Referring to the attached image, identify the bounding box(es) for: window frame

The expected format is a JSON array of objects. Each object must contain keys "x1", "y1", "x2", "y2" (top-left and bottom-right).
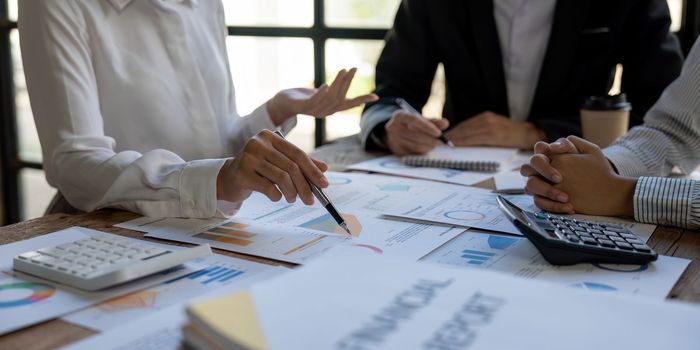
[{"x1": 0, "y1": 0, "x2": 697, "y2": 224}]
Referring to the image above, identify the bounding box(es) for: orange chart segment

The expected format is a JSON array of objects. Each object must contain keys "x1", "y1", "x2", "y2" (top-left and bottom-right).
[
  {"x1": 98, "y1": 290, "x2": 158, "y2": 312},
  {"x1": 298, "y1": 213, "x2": 363, "y2": 237}
]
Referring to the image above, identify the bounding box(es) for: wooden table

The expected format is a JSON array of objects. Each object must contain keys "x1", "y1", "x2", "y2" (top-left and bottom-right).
[{"x1": 2, "y1": 137, "x2": 700, "y2": 349}]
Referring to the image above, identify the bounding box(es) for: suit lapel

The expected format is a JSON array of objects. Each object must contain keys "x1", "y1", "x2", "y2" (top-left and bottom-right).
[
  {"x1": 532, "y1": 0, "x2": 591, "y2": 110},
  {"x1": 465, "y1": 0, "x2": 509, "y2": 116}
]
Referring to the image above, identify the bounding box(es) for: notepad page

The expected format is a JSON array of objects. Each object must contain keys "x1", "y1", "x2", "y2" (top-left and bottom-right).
[{"x1": 411, "y1": 146, "x2": 519, "y2": 163}]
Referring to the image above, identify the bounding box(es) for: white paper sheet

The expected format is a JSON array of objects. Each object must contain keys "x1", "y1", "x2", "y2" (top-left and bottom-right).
[
  {"x1": 63, "y1": 253, "x2": 279, "y2": 331},
  {"x1": 0, "y1": 227, "x2": 203, "y2": 335},
  {"x1": 220, "y1": 246, "x2": 700, "y2": 349},
  {"x1": 385, "y1": 192, "x2": 658, "y2": 241},
  {"x1": 422, "y1": 229, "x2": 688, "y2": 299},
  {"x1": 144, "y1": 172, "x2": 466, "y2": 264},
  {"x1": 493, "y1": 170, "x2": 526, "y2": 193},
  {"x1": 60, "y1": 267, "x2": 290, "y2": 350},
  {"x1": 347, "y1": 155, "x2": 495, "y2": 185}
]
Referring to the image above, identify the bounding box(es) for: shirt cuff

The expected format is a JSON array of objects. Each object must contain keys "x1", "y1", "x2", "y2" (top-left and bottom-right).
[
  {"x1": 247, "y1": 103, "x2": 297, "y2": 136},
  {"x1": 179, "y1": 158, "x2": 227, "y2": 218},
  {"x1": 603, "y1": 144, "x2": 649, "y2": 177},
  {"x1": 633, "y1": 176, "x2": 698, "y2": 228}
]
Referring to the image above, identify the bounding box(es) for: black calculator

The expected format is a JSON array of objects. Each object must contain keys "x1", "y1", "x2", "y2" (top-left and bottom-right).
[{"x1": 496, "y1": 196, "x2": 658, "y2": 265}]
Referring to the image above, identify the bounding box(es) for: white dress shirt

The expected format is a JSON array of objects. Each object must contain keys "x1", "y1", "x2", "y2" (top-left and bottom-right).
[
  {"x1": 494, "y1": 0, "x2": 557, "y2": 122},
  {"x1": 19, "y1": 0, "x2": 294, "y2": 218},
  {"x1": 603, "y1": 37, "x2": 700, "y2": 229}
]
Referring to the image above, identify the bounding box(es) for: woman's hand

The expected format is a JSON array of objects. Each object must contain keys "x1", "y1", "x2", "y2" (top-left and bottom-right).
[
  {"x1": 217, "y1": 130, "x2": 329, "y2": 205},
  {"x1": 266, "y1": 68, "x2": 378, "y2": 125}
]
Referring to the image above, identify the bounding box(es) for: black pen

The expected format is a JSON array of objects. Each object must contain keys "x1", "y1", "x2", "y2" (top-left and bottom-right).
[
  {"x1": 395, "y1": 98, "x2": 455, "y2": 147},
  {"x1": 272, "y1": 130, "x2": 351, "y2": 235}
]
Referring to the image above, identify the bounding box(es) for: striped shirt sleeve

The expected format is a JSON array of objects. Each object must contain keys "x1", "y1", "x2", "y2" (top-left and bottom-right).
[
  {"x1": 634, "y1": 177, "x2": 700, "y2": 229},
  {"x1": 599, "y1": 37, "x2": 700, "y2": 229}
]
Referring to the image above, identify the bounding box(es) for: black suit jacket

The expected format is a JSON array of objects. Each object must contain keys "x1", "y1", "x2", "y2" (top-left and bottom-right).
[{"x1": 360, "y1": 0, "x2": 684, "y2": 149}]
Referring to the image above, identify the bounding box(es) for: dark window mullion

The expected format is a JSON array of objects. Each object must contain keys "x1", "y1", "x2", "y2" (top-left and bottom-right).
[{"x1": 0, "y1": 1, "x2": 20, "y2": 224}]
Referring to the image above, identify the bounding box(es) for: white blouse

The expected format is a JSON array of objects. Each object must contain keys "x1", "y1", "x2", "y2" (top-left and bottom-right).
[{"x1": 19, "y1": 0, "x2": 294, "y2": 218}]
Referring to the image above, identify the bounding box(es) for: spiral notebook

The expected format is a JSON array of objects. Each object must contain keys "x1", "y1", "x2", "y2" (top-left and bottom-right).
[{"x1": 400, "y1": 146, "x2": 518, "y2": 172}]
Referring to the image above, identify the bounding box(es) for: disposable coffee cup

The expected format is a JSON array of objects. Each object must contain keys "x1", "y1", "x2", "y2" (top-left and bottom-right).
[{"x1": 580, "y1": 94, "x2": 631, "y2": 148}]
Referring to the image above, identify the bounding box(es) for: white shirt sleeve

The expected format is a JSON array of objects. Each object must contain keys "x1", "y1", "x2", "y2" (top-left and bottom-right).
[{"x1": 19, "y1": 1, "x2": 225, "y2": 218}]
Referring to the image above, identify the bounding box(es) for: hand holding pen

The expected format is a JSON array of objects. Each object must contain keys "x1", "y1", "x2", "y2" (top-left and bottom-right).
[{"x1": 382, "y1": 98, "x2": 453, "y2": 155}]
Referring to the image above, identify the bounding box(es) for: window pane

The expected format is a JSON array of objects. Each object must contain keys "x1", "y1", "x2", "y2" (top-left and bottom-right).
[
  {"x1": 21, "y1": 169, "x2": 56, "y2": 220},
  {"x1": 9, "y1": 0, "x2": 17, "y2": 21},
  {"x1": 667, "y1": 0, "x2": 683, "y2": 32},
  {"x1": 226, "y1": 37, "x2": 315, "y2": 152},
  {"x1": 324, "y1": 39, "x2": 384, "y2": 141},
  {"x1": 325, "y1": 0, "x2": 401, "y2": 28},
  {"x1": 223, "y1": 0, "x2": 313, "y2": 27},
  {"x1": 11, "y1": 30, "x2": 42, "y2": 163}
]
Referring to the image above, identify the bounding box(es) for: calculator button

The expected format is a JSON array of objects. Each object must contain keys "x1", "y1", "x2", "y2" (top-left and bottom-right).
[
  {"x1": 626, "y1": 238, "x2": 644, "y2": 245},
  {"x1": 560, "y1": 229, "x2": 573, "y2": 235},
  {"x1": 598, "y1": 239, "x2": 616, "y2": 248},
  {"x1": 588, "y1": 229, "x2": 603, "y2": 235},
  {"x1": 620, "y1": 233, "x2": 637, "y2": 239},
  {"x1": 603, "y1": 223, "x2": 624, "y2": 230},
  {"x1": 609, "y1": 236, "x2": 625, "y2": 242},
  {"x1": 632, "y1": 244, "x2": 651, "y2": 252},
  {"x1": 575, "y1": 230, "x2": 592, "y2": 237},
  {"x1": 615, "y1": 242, "x2": 634, "y2": 250},
  {"x1": 581, "y1": 237, "x2": 598, "y2": 245},
  {"x1": 535, "y1": 212, "x2": 547, "y2": 220},
  {"x1": 603, "y1": 230, "x2": 619, "y2": 237},
  {"x1": 566, "y1": 235, "x2": 580, "y2": 242},
  {"x1": 592, "y1": 233, "x2": 607, "y2": 240}
]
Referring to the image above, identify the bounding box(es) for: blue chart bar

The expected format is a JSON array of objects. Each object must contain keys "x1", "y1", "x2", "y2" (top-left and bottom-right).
[
  {"x1": 461, "y1": 250, "x2": 495, "y2": 266},
  {"x1": 201, "y1": 267, "x2": 245, "y2": 284},
  {"x1": 165, "y1": 266, "x2": 246, "y2": 285}
]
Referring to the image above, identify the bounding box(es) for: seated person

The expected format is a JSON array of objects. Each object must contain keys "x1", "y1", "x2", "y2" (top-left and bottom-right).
[
  {"x1": 19, "y1": 1, "x2": 377, "y2": 218},
  {"x1": 521, "y1": 37, "x2": 700, "y2": 229},
  {"x1": 361, "y1": 0, "x2": 683, "y2": 155}
]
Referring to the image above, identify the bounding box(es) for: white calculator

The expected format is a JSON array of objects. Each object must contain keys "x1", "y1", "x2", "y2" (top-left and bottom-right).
[{"x1": 13, "y1": 235, "x2": 211, "y2": 291}]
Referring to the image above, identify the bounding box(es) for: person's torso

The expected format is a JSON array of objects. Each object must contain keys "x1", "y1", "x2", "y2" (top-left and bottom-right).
[{"x1": 78, "y1": 0, "x2": 234, "y2": 160}]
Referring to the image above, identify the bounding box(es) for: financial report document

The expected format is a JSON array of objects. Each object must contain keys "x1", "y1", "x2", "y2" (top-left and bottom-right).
[
  {"x1": 189, "y1": 246, "x2": 700, "y2": 350},
  {"x1": 140, "y1": 172, "x2": 467, "y2": 263}
]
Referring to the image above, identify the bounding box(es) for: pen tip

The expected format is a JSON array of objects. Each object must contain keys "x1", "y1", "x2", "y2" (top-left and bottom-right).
[{"x1": 340, "y1": 223, "x2": 352, "y2": 235}]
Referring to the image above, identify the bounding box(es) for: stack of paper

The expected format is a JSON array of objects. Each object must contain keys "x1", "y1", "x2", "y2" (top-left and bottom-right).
[{"x1": 181, "y1": 246, "x2": 700, "y2": 350}]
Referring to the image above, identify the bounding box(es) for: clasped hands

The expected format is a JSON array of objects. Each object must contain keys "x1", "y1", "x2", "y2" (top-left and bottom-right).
[
  {"x1": 218, "y1": 68, "x2": 378, "y2": 205},
  {"x1": 385, "y1": 111, "x2": 545, "y2": 155},
  {"x1": 520, "y1": 136, "x2": 637, "y2": 217}
]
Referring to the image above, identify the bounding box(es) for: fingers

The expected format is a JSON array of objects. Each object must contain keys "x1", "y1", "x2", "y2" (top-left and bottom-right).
[
  {"x1": 526, "y1": 153, "x2": 562, "y2": 183},
  {"x1": 256, "y1": 159, "x2": 299, "y2": 203},
  {"x1": 430, "y1": 118, "x2": 449, "y2": 131},
  {"x1": 566, "y1": 136, "x2": 602, "y2": 155},
  {"x1": 262, "y1": 146, "x2": 315, "y2": 205},
  {"x1": 533, "y1": 195, "x2": 575, "y2": 214},
  {"x1": 548, "y1": 138, "x2": 579, "y2": 154},
  {"x1": 269, "y1": 133, "x2": 329, "y2": 189},
  {"x1": 339, "y1": 93, "x2": 379, "y2": 110},
  {"x1": 312, "y1": 158, "x2": 329, "y2": 172},
  {"x1": 396, "y1": 111, "x2": 443, "y2": 138},
  {"x1": 524, "y1": 176, "x2": 569, "y2": 202}
]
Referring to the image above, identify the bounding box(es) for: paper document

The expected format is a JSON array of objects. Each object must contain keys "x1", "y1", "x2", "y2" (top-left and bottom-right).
[
  {"x1": 0, "y1": 227, "x2": 202, "y2": 335},
  {"x1": 493, "y1": 170, "x2": 526, "y2": 193},
  {"x1": 145, "y1": 172, "x2": 466, "y2": 263},
  {"x1": 182, "y1": 246, "x2": 700, "y2": 350},
  {"x1": 423, "y1": 229, "x2": 688, "y2": 299},
  {"x1": 60, "y1": 267, "x2": 289, "y2": 350},
  {"x1": 63, "y1": 253, "x2": 280, "y2": 331},
  {"x1": 348, "y1": 155, "x2": 495, "y2": 185},
  {"x1": 385, "y1": 192, "x2": 657, "y2": 241}
]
